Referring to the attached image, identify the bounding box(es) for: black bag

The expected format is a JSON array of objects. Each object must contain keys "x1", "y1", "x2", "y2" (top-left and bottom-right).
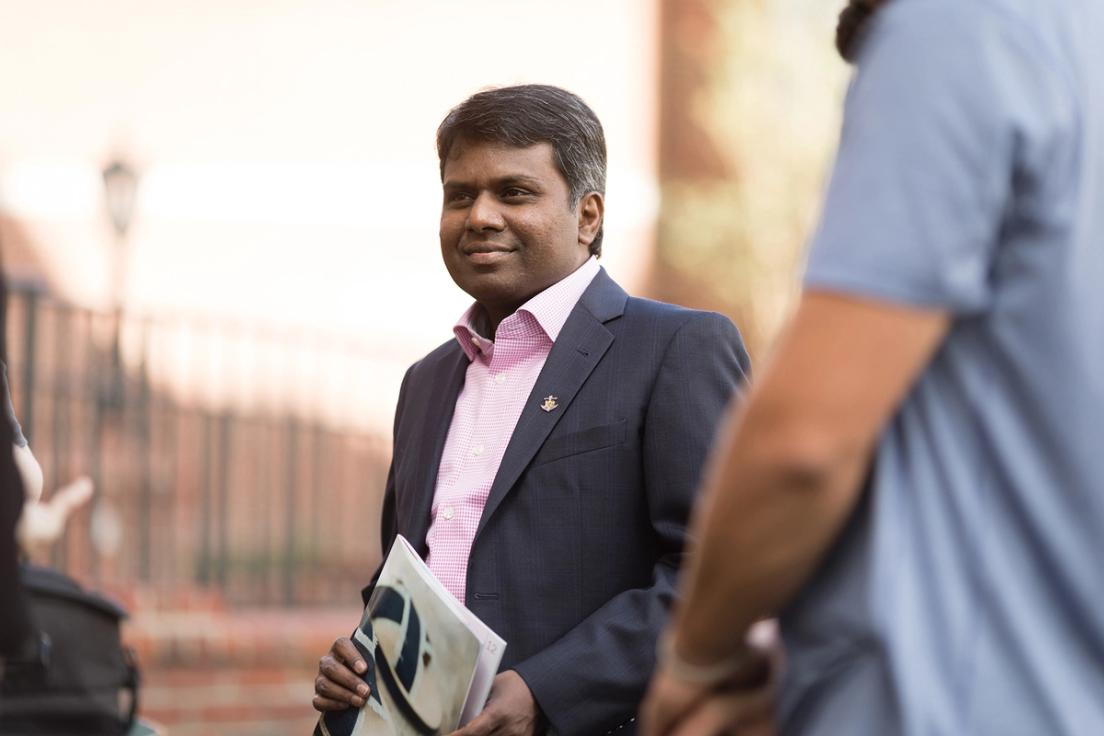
[{"x1": 0, "y1": 564, "x2": 139, "y2": 735}]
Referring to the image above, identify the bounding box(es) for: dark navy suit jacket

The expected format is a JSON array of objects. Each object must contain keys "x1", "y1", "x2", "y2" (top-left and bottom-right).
[{"x1": 364, "y1": 269, "x2": 750, "y2": 735}]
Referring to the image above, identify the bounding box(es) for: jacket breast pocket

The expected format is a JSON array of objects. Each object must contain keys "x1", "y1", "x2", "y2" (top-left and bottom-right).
[{"x1": 531, "y1": 419, "x2": 627, "y2": 468}]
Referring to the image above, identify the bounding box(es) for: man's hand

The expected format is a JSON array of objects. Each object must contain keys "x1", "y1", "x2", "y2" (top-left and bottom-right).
[
  {"x1": 16, "y1": 476, "x2": 93, "y2": 556},
  {"x1": 312, "y1": 636, "x2": 372, "y2": 712},
  {"x1": 449, "y1": 670, "x2": 542, "y2": 736},
  {"x1": 640, "y1": 621, "x2": 780, "y2": 736},
  {"x1": 640, "y1": 668, "x2": 775, "y2": 736}
]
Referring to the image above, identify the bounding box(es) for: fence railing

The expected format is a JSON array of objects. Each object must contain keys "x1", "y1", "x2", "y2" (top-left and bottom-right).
[{"x1": 6, "y1": 281, "x2": 391, "y2": 607}]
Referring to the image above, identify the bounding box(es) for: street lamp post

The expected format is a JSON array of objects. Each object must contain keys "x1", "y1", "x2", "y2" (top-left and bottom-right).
[
  {"x1": 101, "y1": 159, "x2": 139, "y2": 408},
  {"x1": 90, "y1": 159, "x2": 140, "y2": 577}
]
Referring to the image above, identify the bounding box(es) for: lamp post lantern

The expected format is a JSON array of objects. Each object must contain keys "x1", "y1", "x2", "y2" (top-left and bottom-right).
[{"x1": 102, "y1": 159, "x2": 139, "y2": 239}]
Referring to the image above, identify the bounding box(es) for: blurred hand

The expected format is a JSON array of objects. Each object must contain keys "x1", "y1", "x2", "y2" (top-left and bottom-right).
[
  {"x1": 16, "y1": 475, "x2": 94, "y2": 555},
  {"x1": 640, "y1": 621, "x2": 781, "y2": 736},
  {"x1": 313, "y1": 636, "x2": 371, "y2": 712},
  {"x1": 641, "y1": 669, "x2": 775, "y2": 736},
  {"x1": 449, "y1": 670, "x2": 541, "y2": 736}
]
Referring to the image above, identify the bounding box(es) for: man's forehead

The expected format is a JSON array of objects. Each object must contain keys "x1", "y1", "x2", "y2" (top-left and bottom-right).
[{"x1": 443, "y1": 138, "x2": 557, "y2": 174}]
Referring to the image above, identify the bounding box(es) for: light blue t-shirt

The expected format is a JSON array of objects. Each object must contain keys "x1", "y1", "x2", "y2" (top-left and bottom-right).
[{"x1": 784, "y1": 1, "x2": 1104, "y2": 734}]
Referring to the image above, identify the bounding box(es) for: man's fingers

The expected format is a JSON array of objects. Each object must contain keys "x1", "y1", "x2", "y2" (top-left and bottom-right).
[
  {"x1": 642, "y1": 700, "x2": 689, "y2": 736},
  {"x1": 316, "y1": 657, "x2": 369, "y2": 701},
  {"x1": 448, "y1": 708, "x2": 497, "y2": 736},
  {"x1": 668, "y1": 687, "x2": 775, "y2": 736},
  {"x1": 639, "y1": 673, "x2": 709, "y2": 736},
  {"x1": 16, "y1": 476, "x2": 96, "y2": 551},
  {"x1": 312, "y1": 637, "x2": 373, "y2": 716},
  {"x1": 314, "y1": 671, "x2": 366, "y2": 707},
  {"x1": 317, "y1": 640, "x2": 371, "y2": 701},
  {"x1": 46, "y1": 477, "x2": 94, "y2": 518},
  {"x1": 333, "y1": 636, "x2": 369, "y2": 674},
  {"x1": 313, "y1": 697, "x2": 351, "y2": 715}
]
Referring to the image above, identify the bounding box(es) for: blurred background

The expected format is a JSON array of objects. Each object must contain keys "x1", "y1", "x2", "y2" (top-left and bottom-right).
[{"x1": 0, "y1": 1, "x2": 846, "y2": 733}]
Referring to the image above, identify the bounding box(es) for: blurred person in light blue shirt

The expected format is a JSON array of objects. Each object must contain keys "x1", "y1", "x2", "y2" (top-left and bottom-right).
[{"x1": 643, "y1": 0, "x2": 1104, "y2": 734}]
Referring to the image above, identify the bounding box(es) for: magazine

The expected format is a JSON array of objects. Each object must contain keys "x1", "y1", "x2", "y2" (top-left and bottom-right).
[{"x1": 314, "y1": 535, "x2": 507, "y2": 736}]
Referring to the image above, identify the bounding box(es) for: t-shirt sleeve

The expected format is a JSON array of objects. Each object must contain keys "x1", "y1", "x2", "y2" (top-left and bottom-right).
[{"x1": 804, "y1": 1, "x2": 1058, "y2": 313}]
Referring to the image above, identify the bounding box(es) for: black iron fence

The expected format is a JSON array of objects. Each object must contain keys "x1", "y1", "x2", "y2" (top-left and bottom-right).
[{"x1": 5, "y1": 281, "x2": 391, "y2": 607}]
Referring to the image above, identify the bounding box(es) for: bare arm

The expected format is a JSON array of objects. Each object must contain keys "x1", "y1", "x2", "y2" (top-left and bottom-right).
[
  {"x1": 675, "y1": 291, "x2": 947, "y2": 658},
  {"x1": 643, "y1": 291, "x2": 948, "y2": 735}
]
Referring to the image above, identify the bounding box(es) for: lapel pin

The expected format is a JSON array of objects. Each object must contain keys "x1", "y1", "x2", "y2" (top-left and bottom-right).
[{"x1": 540, "y1": 395, "x2": 559, "y2": 413}]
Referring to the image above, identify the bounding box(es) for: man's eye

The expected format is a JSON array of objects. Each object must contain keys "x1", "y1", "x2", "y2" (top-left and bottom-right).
[
  {"x1": 502, "y1": 188, "x2": 531, "y2": 199},
  {"x1": 446, "y1": 191, "x2": 473, "y2": 204}
]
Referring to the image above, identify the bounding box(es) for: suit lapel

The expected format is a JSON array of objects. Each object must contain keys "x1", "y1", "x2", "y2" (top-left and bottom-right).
[
  {"x1": 474, "y1": 269, "x2": 628, "y2": 539},
  {"x1": 403, "y1": 346, "x2": 468, "y2": 556}
]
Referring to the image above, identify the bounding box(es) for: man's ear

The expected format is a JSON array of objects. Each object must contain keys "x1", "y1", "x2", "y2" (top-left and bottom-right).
[{"x1": 577, "y1": 192, "x2": 604, "y2": 247}]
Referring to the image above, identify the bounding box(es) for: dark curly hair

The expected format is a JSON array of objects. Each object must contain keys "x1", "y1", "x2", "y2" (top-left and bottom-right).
[{"x1": 837, "y1": 0, "x2": 887, "y2": 62}]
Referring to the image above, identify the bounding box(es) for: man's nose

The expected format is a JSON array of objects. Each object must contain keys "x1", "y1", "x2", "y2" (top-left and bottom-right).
[{"x1": 467, "y1": 192, "x2": 505, "y2": 232}]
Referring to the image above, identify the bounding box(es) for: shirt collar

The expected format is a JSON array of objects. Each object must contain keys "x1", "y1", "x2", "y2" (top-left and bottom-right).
[{"x1": 452, "y1": 257, "x2": 601, "y2": 361}]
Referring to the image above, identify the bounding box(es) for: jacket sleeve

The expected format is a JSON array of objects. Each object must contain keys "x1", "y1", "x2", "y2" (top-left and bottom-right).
[
  {"x1": 512, "y1": 312, "x2": 751, "y2": 735},
  {"x1": 361, "y1": 363, "x2": 415, "y2": 607}
]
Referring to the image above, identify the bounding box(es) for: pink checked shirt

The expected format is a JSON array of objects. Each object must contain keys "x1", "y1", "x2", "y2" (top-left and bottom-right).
[{"x1": 425, "y1": 257, "x2": 601, "y2": 602}]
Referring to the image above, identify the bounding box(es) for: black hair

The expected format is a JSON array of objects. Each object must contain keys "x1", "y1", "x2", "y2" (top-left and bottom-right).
[
  {"x1": 436, "y1": 84, "x2": 607, "y2": 257},
  {"x1": 837, "y1": 0, "x2": 886, "y2": 62}
]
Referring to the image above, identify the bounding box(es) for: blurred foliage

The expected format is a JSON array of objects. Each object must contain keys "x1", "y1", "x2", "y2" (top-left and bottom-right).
[{"x1": 657, "y1": 0, "x2": 849, "y2": 353}]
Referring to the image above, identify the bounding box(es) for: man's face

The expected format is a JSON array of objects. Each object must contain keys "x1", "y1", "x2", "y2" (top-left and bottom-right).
[{"x1": 439, "y1": 139, "x2": 599, "y2": 327}]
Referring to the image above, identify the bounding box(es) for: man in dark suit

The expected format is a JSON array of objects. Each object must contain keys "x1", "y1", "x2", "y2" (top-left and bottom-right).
[{"x1": 313, "y1": 84, "x2": 750, "y2": 735}]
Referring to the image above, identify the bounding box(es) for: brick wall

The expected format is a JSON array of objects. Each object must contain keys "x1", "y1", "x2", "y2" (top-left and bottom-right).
[{"x1": 126, "y1": 602, "x2": 362, "y2": 735}]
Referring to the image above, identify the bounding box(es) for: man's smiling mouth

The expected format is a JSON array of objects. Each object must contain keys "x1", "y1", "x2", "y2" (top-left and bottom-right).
[{"x1": 461, "y1": 242, "x2": 516, "y2": 256}]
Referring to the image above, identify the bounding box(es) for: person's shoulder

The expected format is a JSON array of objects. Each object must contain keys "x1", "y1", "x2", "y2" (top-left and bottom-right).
[
  {"x1": 869, "y1": 0, "x2": 1079, "y2": 125},
  {"x1": 624, "y1": 295, "x2": 733, "y2": 327},
  {"x1": 876, "y1": 0, "x2": 1012, "y2": 24},
  {"x1": 873, "y1": 0, "x2": 1062, "y2": 50},
  {"x1": 621, "y1": 297, "x2": 752, "y2": 379},
  {"x1": 623, "y1": 296, "x2": 744, "y2": 345}
]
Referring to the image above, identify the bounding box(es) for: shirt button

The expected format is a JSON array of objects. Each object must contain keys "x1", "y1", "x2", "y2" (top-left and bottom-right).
[
  {"x1": 495, "y1": 373, "x2": 506, "y2": 384},
  {"x1": 442, "y1": 506, "x2": 455, "y2": 521},
  {"x1": 472, "y1": 445, "x2": 485, "y2": 457}
]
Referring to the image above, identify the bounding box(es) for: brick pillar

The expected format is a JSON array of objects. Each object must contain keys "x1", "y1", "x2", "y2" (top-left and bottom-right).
[{"x1": 650, "y1": 0, "x2": 848, "y2": 357}]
